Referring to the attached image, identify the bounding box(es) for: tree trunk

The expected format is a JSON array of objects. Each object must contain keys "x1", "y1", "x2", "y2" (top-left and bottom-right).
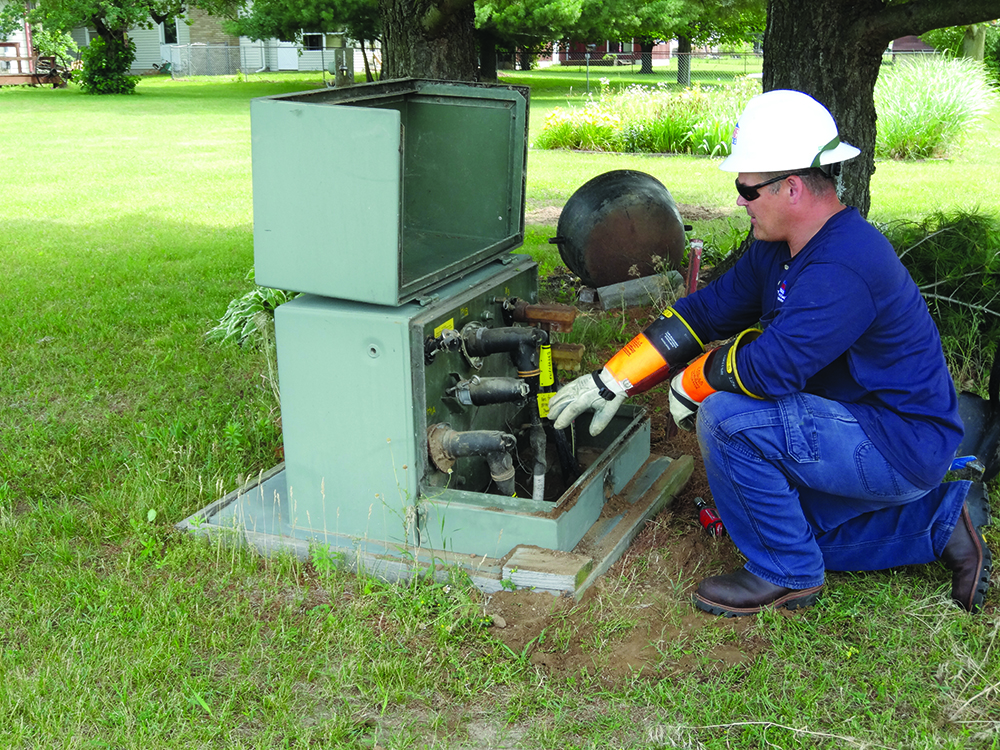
[
  {"x1": 381, "y1": 0, "x2": 478, "y2": 80},
  {"x1": 764, "y1": 0, "x2": 1000, "y2": 217},
  {"x1": 763, "y1": 0, "x2": 884, "y2": 216},
  {"x1": 638, "y1": 38, "x2": 655, "y2": 74},
  {"x1": 518, "y1": 47, "x2": 533, "y2": 70},
  {"x1": 961, "y1": 24, "x2": 986, "y2": 60},
  {"x1": 361, "y1": 39, "x2": 376, "y2": 82},
  {"x1": 676, "y1": 35, "x2": 691, "y2": 87},
  {"x1": 477, "y1": 30, "x2": 498, "y2": 82}
]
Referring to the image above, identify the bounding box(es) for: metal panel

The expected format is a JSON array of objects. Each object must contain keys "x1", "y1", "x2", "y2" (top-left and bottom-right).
[
  {"x1": 275, "y1": 294, "x2": 420, "y2": 545},
  {"x1": 275, "y1": 258, "x2": 536, "y2": 545},
  {"x1": 252, "y1": 98, "x2": 402, "y2": 305},
  {"x1": 251, "y1": 79, "x2": 528, "y2": 306}
]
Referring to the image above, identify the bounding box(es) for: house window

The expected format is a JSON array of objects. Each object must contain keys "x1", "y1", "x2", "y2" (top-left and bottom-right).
[
  {"x1": 303, "y1": 33, "x2": 323, "y2": 51},
  {"x1": 162, "y1": 21, "x2": 178, "y2": 45}
]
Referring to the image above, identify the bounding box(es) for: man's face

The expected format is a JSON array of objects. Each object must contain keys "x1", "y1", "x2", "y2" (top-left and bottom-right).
[{"x1": 736, "y1": 172, "x2": 787, "y2": 243}]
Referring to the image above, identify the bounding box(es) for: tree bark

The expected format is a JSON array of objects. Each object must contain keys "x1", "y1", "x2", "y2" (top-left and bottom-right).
[
  {"x1": 764, "y1": 0, "x2": 1000, "y2": 217},
  {"x1": 676, "y1": 35, "x2": 691, "y2": 86},
  {"x1": 962, "y1": 24, "x2": 986, "y2": 60},
  {"x1": 638, "y1": 37, "x2": 655, "y2": 74},
  {"x1": 381, "y1": 0, "x2": 478, "y2": 80},
  {"x1": 477, "y1": 30, "x2": 498, "y2": 82}
]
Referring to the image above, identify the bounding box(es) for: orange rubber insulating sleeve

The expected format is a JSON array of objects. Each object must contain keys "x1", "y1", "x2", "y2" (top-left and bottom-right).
[
  {"x1": 604, "y1": 331, "x2": 670, "y2": 396},
  {"x1": 679, "y1": 351, "x2": 717, "y2": 403}
]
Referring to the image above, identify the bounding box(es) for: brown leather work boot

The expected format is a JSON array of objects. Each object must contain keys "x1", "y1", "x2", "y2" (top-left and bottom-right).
[
  {"x1": 941, "y1": 503, "x2": 992, "y2": 613},
  {"x1": 694, "y1": 568, "x2": 823, "y2": 617}
]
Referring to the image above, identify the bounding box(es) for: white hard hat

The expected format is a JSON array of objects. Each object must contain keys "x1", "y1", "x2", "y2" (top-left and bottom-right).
[{"x1": 718, "y1": 90, "x2": 860, "y2": 173}]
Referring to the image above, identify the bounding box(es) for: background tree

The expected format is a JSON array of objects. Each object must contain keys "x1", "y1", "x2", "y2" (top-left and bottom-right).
[
  {"x1": 200, "y1": 0, "x2": 384, "y2": 80},
  {"x1": 763, "y1": 0, "x2": 999, "y2": 217},
  {"x1": 923, "y1": 21, "x2": 1000, "y2": 84},
  {"x1": 572, "y1": 0, "x2": 691, "y2": 75},
  {"x1": 27, "y1": 0, "x2": 185, "y2": 92},
  {"x1": 206, "y1": 0, "x2": 476, "y2": 80},
  {"x1": 568, "y1": 0, "x2": 763, "y2": 82},
  {"x1": 0, "y1": 2, "x2": 25, "y2": 39},
  {"x1": 475, "y1": 0, "x2": 581, "y2": 80}
]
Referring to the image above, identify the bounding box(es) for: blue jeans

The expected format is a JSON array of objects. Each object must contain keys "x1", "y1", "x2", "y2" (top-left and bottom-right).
[{"x1": 697, "y1": 392, "x2": 969, "y2": 589}]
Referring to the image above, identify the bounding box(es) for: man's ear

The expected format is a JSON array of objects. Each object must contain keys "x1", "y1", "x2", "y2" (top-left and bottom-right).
[{"x1": 784, "y1": 174, "x2": 806, "y2": 204}]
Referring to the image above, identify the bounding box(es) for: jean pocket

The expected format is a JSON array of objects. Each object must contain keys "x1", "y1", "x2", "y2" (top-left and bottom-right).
[
  {"x1": 854, "y1": 440, "x2": 903, "y2": 497},
  {"x1": 777, "y1": 393, "x2": 819, "y2": 463}
]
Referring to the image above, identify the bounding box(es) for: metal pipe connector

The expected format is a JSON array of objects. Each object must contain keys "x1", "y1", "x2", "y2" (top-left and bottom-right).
[
  {"x1": 427, "y1": 423, "x2": 518, "y2": 496},
  {"x1": 448, "y1": 376, "x2": 531, "y2": 406}
]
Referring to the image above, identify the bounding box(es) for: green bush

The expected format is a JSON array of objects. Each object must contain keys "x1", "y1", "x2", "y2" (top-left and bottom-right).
[
  {"x1": 78, "y1": 36, "x2": 140, "y2": 95},
  {"x1": 874, "y1": 56, "x2": 997, "y2": 160},
  {"x1": 883, "y1": 210, "x2": 1000, "y2": 389},
  {"x1": 921, "y1": 23, "x2": 1000, "y2": 84}
]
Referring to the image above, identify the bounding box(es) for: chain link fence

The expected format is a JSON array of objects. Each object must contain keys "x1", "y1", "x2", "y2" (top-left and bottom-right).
[
  {"x1": 554, "y1": 50, "x2": 763, "y2": 83},
  {"x1": 167, "y1": 42, "x2": 365, "y2": 79},
  {"x1": 167, "y1": 44, "x2": 241, "y2": 77},
  {"x1": 546, "y1": 49, "x2": 940, "y2": 85}
]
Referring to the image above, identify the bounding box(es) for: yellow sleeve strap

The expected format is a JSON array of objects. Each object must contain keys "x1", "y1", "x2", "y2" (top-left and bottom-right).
[{"x1": 680, "y1": 328, "x2": 762, "y2": 403}]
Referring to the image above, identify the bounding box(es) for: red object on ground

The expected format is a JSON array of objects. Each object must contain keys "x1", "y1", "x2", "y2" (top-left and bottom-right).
[{"x1": 694, "y1": 496, "x2": 725, "y2": 537}]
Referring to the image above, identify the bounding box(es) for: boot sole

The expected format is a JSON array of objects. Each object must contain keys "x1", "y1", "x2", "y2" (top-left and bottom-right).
[
  {"x1": 962, "y1": 524, "x2": 992, "y2": 614},
  {"x1": 693, "y1": 585, "x2": 823, "y2": 618},
  {"x1": 965, "y1": 481, "x2": 993, "y2": 530}
]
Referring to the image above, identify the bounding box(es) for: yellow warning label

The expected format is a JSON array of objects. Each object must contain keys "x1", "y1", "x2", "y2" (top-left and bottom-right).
[
  {"x1": 539, "y1": 345, "x2": 554, "y2": 387},
  {"x1": 537, "y1": 391, "x2": 554, "y2": 418},
  {"x1": 433, "y1": 318, "x2": 455, "y2": 338}
]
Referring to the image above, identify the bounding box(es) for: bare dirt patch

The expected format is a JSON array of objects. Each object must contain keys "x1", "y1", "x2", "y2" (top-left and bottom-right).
[{"x1": 525, "y1": 203, "x2": 737, "y2": 226}]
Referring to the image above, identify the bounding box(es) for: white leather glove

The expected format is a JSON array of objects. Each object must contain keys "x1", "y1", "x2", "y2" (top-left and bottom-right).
[
  {"x1": 668, "y1": 370, "x2": 699, "y2": 431},
  {"x1": 548, "y1": 368, "x2": 626, "y2": 436}
]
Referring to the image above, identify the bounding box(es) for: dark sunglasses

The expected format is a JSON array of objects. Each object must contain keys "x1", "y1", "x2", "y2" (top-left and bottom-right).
[{"x1": 735, "y1": 170, "x2": 813, "y2": 201}]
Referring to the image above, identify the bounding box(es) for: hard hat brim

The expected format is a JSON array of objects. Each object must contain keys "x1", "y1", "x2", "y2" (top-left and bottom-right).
[{"x1": 718, "y1": 141, "x2": 861, "y2": 173}]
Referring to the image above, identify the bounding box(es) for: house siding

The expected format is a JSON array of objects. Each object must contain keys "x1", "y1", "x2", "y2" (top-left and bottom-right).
[{"x1": 188, "y1": 7, "x2": 238, "y2": 45}]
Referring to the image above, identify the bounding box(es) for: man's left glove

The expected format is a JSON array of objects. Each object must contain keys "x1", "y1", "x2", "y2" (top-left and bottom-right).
[
  {"x1": 669, "y1": 328, "x2": 762, "y2": 430},
  {"x1": 548, "y1": 368, "x2": 626, "y2": 436}
]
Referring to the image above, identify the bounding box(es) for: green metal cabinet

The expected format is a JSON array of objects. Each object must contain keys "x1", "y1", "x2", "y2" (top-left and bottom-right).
[{"x1": 252, "y1": 79, "x2": 529, "y2": 306}]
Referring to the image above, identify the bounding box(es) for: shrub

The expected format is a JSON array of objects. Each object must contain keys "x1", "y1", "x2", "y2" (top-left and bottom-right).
[
  {"x1": 882, "y1": 211, "x2": 1000, "y2": 389},
  {"x1": 78, "y1": 36, "x2": 140, "y2": 95},
  {"x1": 874, "y1": 56, "x2": 997, "y2": 160}
]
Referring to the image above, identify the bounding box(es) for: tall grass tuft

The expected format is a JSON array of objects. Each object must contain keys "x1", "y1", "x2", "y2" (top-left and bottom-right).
[
  {"x1": 875, "y1": 56, "x2": 998, "y2": 160},
  {"x1": 535, "y1": 78, "x2": 760, "y2": 156}
]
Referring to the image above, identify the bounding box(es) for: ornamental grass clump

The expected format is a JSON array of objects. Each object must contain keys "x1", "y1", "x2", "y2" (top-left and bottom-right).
[
  {"x1": 875, "y1": 56, "x2": 997, "y2": 160},
  {"x1": 536, "y1": 77, "x2": 760, "y2": 156}
]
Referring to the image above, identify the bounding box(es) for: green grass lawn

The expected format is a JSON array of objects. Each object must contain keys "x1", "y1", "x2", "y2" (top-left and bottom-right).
[{"x1": 2, "y1": 74, "x2": 998, "y2": 749}]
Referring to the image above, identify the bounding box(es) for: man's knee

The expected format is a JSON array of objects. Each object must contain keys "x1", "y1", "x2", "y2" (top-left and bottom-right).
[{"x1": 697, "y1": 391, "x2": 758, "y2": 432}]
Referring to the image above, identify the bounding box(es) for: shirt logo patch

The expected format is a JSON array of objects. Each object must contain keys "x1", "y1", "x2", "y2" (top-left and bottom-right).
[{"x1": 777, "y1": 280, "x2": 787, "y2": 304}]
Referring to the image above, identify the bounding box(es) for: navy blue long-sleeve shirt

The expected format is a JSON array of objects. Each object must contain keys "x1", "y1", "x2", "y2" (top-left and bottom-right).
[{"x1": 674, "y1": 206, "x2": 963, "y2": 489}]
